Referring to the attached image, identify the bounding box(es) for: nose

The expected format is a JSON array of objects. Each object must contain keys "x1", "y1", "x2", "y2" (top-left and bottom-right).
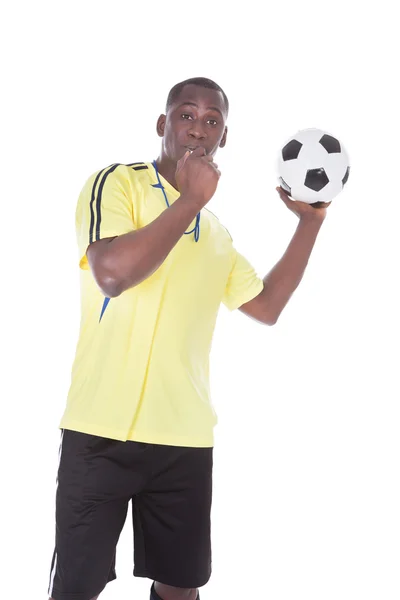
[{"x1": 188, "y1": 121, "x2": 206, "y2": 141}]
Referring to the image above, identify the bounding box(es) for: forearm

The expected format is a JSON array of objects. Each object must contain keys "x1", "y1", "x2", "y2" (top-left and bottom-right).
[
  {"x1": 97, "y1": 195, "x2": 201, "y2": 297},
  {"x1": 262, "y1": 217, "x2": 323, "y2": 322}
]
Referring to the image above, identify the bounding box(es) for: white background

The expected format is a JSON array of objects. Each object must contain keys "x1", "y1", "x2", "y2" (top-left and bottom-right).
[{"x1": 2, "y1": 1, "x2": 399, "y2": 599}]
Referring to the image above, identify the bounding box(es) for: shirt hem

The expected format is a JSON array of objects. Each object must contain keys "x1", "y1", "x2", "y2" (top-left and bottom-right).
[{"x1": 59, "y1": 419, "x2": 215, "y2": 448}]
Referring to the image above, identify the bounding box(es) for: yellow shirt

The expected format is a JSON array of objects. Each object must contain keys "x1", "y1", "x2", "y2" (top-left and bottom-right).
[{"x1": 60, "y1": 162, "x2": 264, "y2": 447}]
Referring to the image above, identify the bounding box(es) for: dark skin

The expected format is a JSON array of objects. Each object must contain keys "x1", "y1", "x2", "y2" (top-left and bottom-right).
[
  {"x1": 76, "y1": 84, "x2": 329, "y2": 600},
  {"x1": 239, "y1": 187, "x2": 329, "y2": 325},
  {"x1": 155, "y1": 83, "x2": 228, "y2": 188}
]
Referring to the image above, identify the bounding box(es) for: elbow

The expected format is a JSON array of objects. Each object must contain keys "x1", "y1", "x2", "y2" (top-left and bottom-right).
[
  {"x1": 95, "y1": 270, "x2": 125, "y2": 299},
  {"x1": 88, "y1": 242, "x2": 130, "y2": 298},
  {"x1": 103, "y1": 282, "x2": 123, "y2": 298},
  {"x1": 264, "y1": 318, "x2": 278, "y2": 326},
  {"x1": 97, "y1": 278, "x2": 122, "y2": 299},
  {"x1": 97, "y1": 268, "x2": 141, "y2": 298},
  {"x1": 263, "y1": 312, "x2": 279, "y2": 326}
]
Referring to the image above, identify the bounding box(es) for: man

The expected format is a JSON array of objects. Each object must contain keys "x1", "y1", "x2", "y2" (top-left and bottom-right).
[{"x1": 48, "y1": 77, "x2": 329, "y2": 600}]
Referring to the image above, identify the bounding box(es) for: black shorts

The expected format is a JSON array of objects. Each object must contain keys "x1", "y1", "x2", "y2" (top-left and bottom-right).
[{"x1": 48, "y1": 430, "x2": 213, "y2": 600}]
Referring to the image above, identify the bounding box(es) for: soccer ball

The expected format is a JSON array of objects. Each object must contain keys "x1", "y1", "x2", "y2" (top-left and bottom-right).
[{"x1": 277, "y1": 128, "x2": 350, "y2": 204}]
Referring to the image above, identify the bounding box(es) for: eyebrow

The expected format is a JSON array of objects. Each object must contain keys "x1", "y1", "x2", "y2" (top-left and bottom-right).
[{"x1": 178, "y1": 101, "x2": 224, "y2": 118}]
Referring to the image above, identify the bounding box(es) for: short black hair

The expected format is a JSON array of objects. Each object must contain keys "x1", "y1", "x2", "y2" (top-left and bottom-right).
[{"x1": 166, "y1": 77, "x2": 229, "y2": 114}]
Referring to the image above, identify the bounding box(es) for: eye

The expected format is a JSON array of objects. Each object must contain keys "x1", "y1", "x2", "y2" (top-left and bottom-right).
[
  {"x1": 181, "y1": 113, "x2": 193, "y2": 120},
  {"x1": 207, "y1": 119, "x2": 218, "y2": 126}
]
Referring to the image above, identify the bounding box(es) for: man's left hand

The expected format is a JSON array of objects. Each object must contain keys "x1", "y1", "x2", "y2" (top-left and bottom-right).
[{"x1": 276, "y1": 186, "x2": 331, "y2": 222}]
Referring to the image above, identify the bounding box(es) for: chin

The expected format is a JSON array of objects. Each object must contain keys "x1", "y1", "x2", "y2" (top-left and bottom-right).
[
  {"x1": 172, "y1": 148, "x2": 190, "y2": 162},
  {"x1": 167, "y1": 147, "x2": 185, "y2": 162}
]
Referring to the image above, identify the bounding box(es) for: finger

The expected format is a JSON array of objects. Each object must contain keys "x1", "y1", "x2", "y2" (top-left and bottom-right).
[
  {"x1": 181, "y1": 150, "x2": 191, "y2": 166},
  {"x1": 276, "y1": 186, "x2": 292, "y2": 202},
  {"x1": 276, "y1": 185, "x2": 289, "y2": 196},
  {"x1": 212, "y1": 164, "x2": 221, "y2": 175},
  {"x1": 276, "y1": 187, "x2": 297, "y2": 210},
  {"x1": 276, "y1": 187, "x2": 311, "y2": 208}
]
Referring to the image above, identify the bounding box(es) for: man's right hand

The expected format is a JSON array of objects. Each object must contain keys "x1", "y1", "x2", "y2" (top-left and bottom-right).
[{"x1": 175, "y1": 147, "x2": 221, "y2": 210}]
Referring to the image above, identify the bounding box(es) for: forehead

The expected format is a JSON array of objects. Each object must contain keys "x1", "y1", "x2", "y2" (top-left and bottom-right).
[{"x1": 171, "y1": 84, "x2": 226, "y2": 114}]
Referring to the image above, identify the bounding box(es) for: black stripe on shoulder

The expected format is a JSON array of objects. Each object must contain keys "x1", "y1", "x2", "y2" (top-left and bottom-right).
[
  {"x1": 132, "y1": 165, "x2": 148, "y2": 171},
  {"x1": 95, "y1": 163, "x2": 121, "y2": 241},
  {"x1": 89, "y1": 165, "x2": 112, "y2": 244},
  {"x1": 126, "y1": 162, "x2": 145, "y2": 166}
]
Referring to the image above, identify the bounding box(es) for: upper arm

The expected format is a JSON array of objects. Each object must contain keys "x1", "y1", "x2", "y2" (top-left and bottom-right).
[
  {"x1": 76, "y1": 164, "x2": 136, "y2": 271},
  {"x1": 222, "y1": 247, "x2": 264, "y2": 313}
]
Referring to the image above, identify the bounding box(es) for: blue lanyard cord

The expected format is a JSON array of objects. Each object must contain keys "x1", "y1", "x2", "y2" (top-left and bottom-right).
[{"x1": 152, "y1": 160, "x2": 200, "y2": 242}]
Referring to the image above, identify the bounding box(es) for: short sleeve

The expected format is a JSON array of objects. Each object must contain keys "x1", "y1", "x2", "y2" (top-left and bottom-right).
[
  {"x1": 222, "y1": 247, "x2": 264, "y2": 311},
  {"x1": 76, "y1": 164, "x2": 135, "y2": 270}
]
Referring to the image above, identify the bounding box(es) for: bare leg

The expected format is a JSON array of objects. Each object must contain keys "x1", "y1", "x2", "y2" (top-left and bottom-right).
[{"x1": 154, "y1": 582, "x2": 198, "y2": 600}]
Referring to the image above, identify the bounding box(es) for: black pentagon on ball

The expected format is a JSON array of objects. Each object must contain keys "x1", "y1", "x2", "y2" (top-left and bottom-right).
[
  {"x1": 304, "y1": 168, "x2": 329, "y2": 192},
  {"x1": 282, "y1": 139, "x2": 303, "y2": 161},
  {"x1": 319, "y1": 134, "x2": 341, "y2": 154},
  {"x1": 342, "y1": 166, "x2": 350, "y2": 186},
  {"x1": 278, "y1": 177, "x2": 292, "y2": 196}
]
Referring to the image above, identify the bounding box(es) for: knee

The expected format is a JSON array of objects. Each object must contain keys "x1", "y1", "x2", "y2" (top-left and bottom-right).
[{"x1": 154, "y1": 582, "x2": 197, "y2": 600}]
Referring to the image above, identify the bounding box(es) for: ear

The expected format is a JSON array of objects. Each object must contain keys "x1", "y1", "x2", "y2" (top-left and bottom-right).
[
  {"x1": 219, "y1": 126, "x2": 228, "y2": 148},
  {"x1": 157, "y1": 114, "x2": 166, "y2": 138}
]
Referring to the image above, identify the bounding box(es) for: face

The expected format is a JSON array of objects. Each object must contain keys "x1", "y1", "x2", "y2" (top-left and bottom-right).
[{"x1": 157, "y1": 84, "x2": 228, "y2": 162}]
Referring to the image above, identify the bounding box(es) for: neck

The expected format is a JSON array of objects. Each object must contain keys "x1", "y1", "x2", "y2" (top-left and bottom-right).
[{"x1": 155, "y1": 154, "x2": 178, "y2": 191}]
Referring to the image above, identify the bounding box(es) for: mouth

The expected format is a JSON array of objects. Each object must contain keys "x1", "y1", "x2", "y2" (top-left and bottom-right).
[{"x1": 184, "y1": 145, "x2": 200, "y2": 152}]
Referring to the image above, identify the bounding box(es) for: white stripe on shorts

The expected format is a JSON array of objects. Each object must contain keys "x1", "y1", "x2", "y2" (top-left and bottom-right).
[
  {"x1": 48, "y1": 553, "x2": 58, "y2": 597},
  {"x1": 48, "y1": 429, "x2": 65, "y2": 597}
]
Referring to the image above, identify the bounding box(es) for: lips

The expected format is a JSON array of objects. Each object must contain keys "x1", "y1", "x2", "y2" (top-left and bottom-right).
[{"x1": 184, "y1": 145, "x2": 207, "y2": 154}]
